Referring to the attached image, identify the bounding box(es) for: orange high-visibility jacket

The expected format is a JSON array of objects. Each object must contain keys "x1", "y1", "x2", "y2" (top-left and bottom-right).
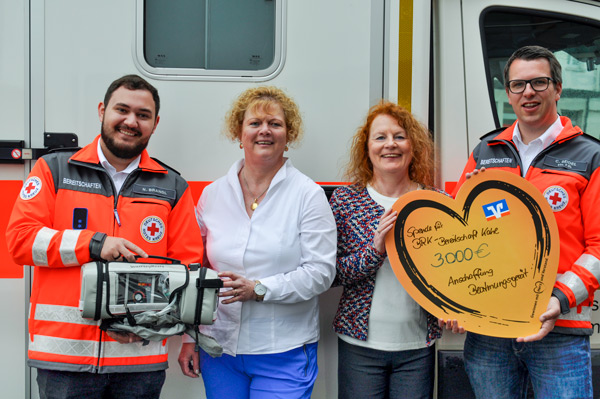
[
  {"x1": 454, "y1": 116, "x2": 600, "y2": 335},
  {"x1": 6, "y1": 135, "x2": 204, "y2": 373}
]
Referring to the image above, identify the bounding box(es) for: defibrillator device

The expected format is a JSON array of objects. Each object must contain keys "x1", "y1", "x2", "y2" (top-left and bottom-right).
[{"x1": 79, "y1": 256, "x2": 223, "y2": 328}]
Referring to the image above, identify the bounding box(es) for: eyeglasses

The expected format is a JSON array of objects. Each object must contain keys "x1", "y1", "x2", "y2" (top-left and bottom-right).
[{"x1": 506, "y1": 77, "x2": 555, "y2": 94}]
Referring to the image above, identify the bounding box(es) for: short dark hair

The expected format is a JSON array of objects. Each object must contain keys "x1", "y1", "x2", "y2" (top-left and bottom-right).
[
  {"x1": 503, "y1": 45, "x2": 562, "y2": 86},
  {"x1": 103, "y1": 74, "x2": 160, "y2": 117}
]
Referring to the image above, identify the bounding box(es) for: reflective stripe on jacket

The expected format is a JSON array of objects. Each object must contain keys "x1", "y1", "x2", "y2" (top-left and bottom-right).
[
  {"x1": 453, "y1": 116, "x2": 600, "y2": 335},
  {"x1": 6, "y1": 135, "x2": 204, "y2": 372}
]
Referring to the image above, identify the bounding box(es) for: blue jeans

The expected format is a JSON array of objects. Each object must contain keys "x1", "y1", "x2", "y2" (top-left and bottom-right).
[
  {"x1": 200, "y1": 343, "x2": 318, "y2": 399},
  {"x1": 337, "y1": 338, "x2": 435, "y2": 399},
  {"x1": 36, "y1": 369, "x2": 166, "y2": 399},
  {"x1": 464, "y1": 332, "x2": 592, "y2": 399}
]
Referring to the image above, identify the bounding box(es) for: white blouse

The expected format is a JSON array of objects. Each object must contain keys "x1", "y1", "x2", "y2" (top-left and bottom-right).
[{"x1": 196, "y1": 159, "x2": 336, "y2": 356}]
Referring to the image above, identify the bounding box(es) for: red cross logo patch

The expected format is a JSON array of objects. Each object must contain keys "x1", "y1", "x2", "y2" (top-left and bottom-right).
[
  {"x1": 543, "y1": 186, "x2": 568, "y2": 212},
  {"x1": 140, "y1": 216, "x2": 165, "y2": 243},
  {"x1": 20, "y1": 176, "x2": 42, "y2": 200}
]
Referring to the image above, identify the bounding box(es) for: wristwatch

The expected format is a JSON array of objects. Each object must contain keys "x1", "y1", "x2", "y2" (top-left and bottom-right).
[{"x1": 254, "y1": 280, "x2": 267, "y2": 302}]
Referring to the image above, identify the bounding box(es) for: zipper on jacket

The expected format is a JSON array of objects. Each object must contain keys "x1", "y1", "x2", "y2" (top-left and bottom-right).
[
  {"x1": 113, "y1": 209, "x2": 121, "y2": 226},
  {"x1": 110, "y1": 169, "x2": 140, "y2": 228}
]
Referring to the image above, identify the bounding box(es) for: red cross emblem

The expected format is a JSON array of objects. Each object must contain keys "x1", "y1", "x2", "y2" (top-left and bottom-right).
[
  {"x1": 548, "y1": 192, "x2": 562, "y2": 205},
  {"x1": 140, "y1": 216, "x2": 165, "y2": 243},
  {"x1": 146, "y1": 222, "x2": 160, "y2": 236},
  {"x1": 20, "y1": 177, "x2": 42, "y2": 200},
  {"x1": 25, "y1": 182, "x2": 37, "y2": 194},
  {"x1": 543, "y1": 186, "x2": 568, "y2": 212}
]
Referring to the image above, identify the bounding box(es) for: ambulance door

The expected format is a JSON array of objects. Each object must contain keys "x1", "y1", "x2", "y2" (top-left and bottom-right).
[
  {"x1": 437, "y1": 1, "x2": 600, "y2": 397},
  {"x1": 461, "y1": 0, "x2": 600, "y2": 149},
  {"x1": 0, "y1": 0, "x2": 30, "y2": 398},
  {"x1": 33, "y1": 1, "x2": 385, "y2": 398}
]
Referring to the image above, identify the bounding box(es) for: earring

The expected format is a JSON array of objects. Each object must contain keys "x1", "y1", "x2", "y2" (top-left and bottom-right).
[
  {"x1": 284, "y1": 145, "x2": 289, "y2": 152},
  {"x1": 239, "y1": 142, "x2": 244, "y2": 149}
]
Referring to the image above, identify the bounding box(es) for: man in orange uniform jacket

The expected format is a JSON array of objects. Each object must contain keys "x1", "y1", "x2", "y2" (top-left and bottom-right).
[
  {"x1": 453, "y1": 46, "x2": 600, "y2": 398},
  {"x1": 6, "y1": 74, "x2": 204, "y2": 399}
]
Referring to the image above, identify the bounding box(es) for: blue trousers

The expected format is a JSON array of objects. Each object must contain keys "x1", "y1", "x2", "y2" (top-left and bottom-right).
[
  {"x1": 337, "y1": 338, "x2": 435, "y2": 399},
  {"x1": 200, "y1": 343, "x2": 318, "y2": 399},
  {"x1": 464, "y1": 332, "x2": 592, "y2": 399},
  {"x1": 36, "y1": 369, "x2": 165, "y2": 399}
]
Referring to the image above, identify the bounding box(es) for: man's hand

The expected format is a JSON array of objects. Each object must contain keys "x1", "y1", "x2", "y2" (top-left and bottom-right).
[
  {"x1": 178, "y1": 342, "x2": 200, "y2": 378},
  {"x1": 106, "y1": 330, "x2": 144, "y2": 344},
  {"x1": 465, "y1": 167, "x2": 486, "y2": 179},
  {"x1": 101, "y1": 236, "x2": 148, "y2": 262},
  {"x1": 438, "y1": 318, "x2": 465, "y2": 334},
  {"x1": 517, "y1": 296, "x2": 561, "y2": 342}
]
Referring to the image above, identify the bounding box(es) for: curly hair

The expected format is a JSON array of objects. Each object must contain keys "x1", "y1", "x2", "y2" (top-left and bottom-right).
[
  {"x1": 345, "y1": 101, "x2": 435, "y2": 187},
  {"x1": 224, "y1": 86, "x2": 303, "y2": 146}
]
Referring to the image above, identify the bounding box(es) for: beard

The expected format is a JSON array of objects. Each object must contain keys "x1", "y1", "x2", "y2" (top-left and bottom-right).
[{"x1": 100, "y1": 121, "x2": 150, "y2": 160}]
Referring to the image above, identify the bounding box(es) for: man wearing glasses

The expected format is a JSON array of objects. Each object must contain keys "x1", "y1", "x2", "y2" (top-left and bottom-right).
[{"x1": 453, "y1": 45, "x2": 600, "y2": 398}]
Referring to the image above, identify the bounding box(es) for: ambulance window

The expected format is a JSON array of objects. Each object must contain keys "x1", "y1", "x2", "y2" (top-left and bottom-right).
[
  {"x1": 481, "y1": 7, "x2": 600, "y2": 138},
  {"x1": 135, "y1": 0, "x2": 284, "y2": 81}
]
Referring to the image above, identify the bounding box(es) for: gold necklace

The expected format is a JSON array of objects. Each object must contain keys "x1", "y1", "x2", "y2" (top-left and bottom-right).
[{"x1": 241, "y1": 169, "x2": 269, "y2": 211}]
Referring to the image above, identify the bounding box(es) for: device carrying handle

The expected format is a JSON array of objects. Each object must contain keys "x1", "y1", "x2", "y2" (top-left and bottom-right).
[
  {"x1": 133, "y1": 255, "x2": 182, "y2": 264},
  {"x1": 94, "y1": 261, "x2": 104, "y2": 321}
]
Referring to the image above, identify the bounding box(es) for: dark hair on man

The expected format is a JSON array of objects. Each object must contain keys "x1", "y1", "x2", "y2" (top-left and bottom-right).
[
  {"x1": 103, "y1": 74, "x2": 160, "y2": 117},
  {"x1": 503, "y1": 45, "x2": 562, "y2": 86}
]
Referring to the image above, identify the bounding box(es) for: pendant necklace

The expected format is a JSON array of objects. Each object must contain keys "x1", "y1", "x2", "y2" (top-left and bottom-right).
[{"x1": 241, "y1": 169, "x2": 269, "y2": 211}]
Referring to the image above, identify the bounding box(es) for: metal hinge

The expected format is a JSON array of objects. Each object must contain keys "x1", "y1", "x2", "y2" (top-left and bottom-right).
[{"x1": 0, "y1": 133, "x2": 79, "y2": 164}]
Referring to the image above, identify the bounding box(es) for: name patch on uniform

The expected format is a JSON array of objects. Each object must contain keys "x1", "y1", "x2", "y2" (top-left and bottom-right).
[
  {"x1": 543, "y1": 156, "x2": 587, "y2": 172},
  {"x1": 482, "y1": 199, "x2": 510, "y2": 220},
  {"x1": 543, "y1": 186, "x2": 568, "y2": 212},
  {"x1": 479, "y1": 157, "x2": 515, "y2": 167},
  {"x1": 140, "y1": 216, "x2": 165, "y2": 243},
  {"x1": 133, "y1": 184, "x2": 176, "y2": 200},
  {"x1": 62, "y1": 178, "x2": 102, "y2": 190},
  {"x1": 20, "y1": 176, "x2": 42, "y2": 200}
]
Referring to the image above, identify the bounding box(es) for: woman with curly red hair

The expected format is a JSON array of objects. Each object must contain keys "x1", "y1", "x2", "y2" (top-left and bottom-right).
[{"x1": 330, "y1": 101, "x2": 441, "y2": 399}]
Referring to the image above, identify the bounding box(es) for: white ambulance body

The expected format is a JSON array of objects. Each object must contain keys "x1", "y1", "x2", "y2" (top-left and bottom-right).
[{"x1": 2, "y1": 0, "x2": 600, "y2": 397}]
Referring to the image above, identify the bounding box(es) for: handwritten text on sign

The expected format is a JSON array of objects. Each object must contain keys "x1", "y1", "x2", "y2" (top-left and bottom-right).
[{"x1": 386, "y1": 170, "x2": 559, "y2": 338}]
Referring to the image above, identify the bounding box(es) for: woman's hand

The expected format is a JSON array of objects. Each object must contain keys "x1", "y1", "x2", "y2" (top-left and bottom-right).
[
  {"x1": 218, "y1": 271, "x2": 257, "y2": 304},
  {"x1": 373, "y1": 208, "x2": 397, "y2": 254}
]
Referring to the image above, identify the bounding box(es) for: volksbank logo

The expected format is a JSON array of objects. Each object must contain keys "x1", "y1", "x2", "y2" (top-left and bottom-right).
[{"x1": 482, "y1": 199, "x2": 510, "y2": 221}]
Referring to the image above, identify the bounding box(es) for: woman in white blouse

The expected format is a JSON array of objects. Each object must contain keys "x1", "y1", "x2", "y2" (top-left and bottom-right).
[{"x1": 178, "y1": 86, "x2": 336, "y2": 399}]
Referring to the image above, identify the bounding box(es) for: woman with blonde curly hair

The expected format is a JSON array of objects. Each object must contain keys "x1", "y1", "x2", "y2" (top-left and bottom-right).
[
  {"x1": 178, "y1": 86, "x2": 336, "y2": 399},
  {"x1": 330, "y1": 101, "x2": 443, "y2": 399}
]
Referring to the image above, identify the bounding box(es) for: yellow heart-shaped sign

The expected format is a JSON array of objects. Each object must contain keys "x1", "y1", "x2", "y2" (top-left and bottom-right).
[{"x1": 386, "y1": 170, "x2": 559, "y2": 338}]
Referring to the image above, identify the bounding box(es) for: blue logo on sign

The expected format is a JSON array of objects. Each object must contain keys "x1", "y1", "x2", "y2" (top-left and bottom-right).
[{"x1": 482, "y1": 199, "x2": 510, "y2": 221}]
